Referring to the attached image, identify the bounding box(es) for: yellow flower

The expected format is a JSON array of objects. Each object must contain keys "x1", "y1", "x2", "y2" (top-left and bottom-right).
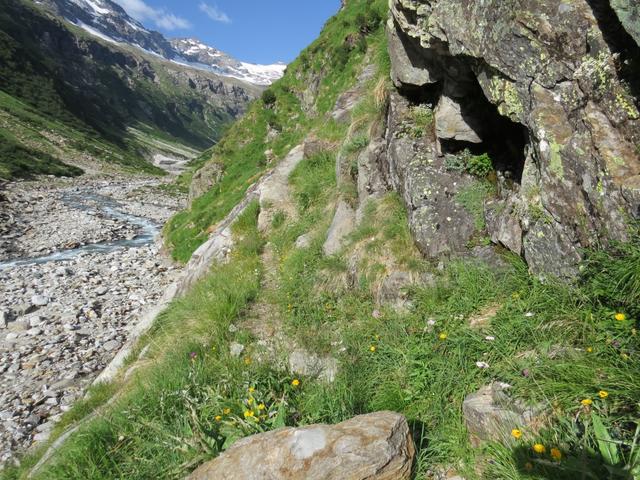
[
  {"x1": 581, "y1": 398, "x2": 593, "y2": 406},
  {"x1": 248, "y1": 387, "x2": 255, "y2": 393},
  {"x1": 215, "y1": 415, "x2": 222, "y2": 422},
  {"x1": 292, "y1": 379, "x2": 300, "y2": 387},
  {"x1": 511, "y1": 429, "x2": 522, "y2": 439},
  {"x1": 586, "y1": 347, "x2": 593, "y2": 353},
  {"x1": 223, "y1": 408, "x2": 231, "y2": 415},
  {"x1": 550, "y1": 448, "x2": 562, "y2": 461},
  {"x1": 598, "y1": 390, "x2": 609, "y2": 399},
  {"x1": 247, "y1": 398, "x2": 254, "y2": 405},
  {"x1": 621, "y1": 353, "x2": 630, "y2": 360},
  {"x1": 257, "y1": 403, "x2": 266, "y2": 411},
  {"x1": 369, "y1": 345, "x2": 376, "y2": 352},
  {"x1": 243, "y1": 410, "x2": 254, "y2": 418},
  {"x1": 244, "y1": 357, "x2": 252, "y2": 365},
  {"x1": 615, "y1": 312, "x2": 626, "y2": 321},
  {"x1": 532, "y1": 443, "x2": 546, "y2": 454},
  {"x1": 439, "y1": 332, "x2": 448, "y2": 341}
]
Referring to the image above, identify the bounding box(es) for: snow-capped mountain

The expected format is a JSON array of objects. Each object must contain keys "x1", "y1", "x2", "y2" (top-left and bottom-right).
[
  {"x1": 37, "y1": 0, "x2": 286, "y2": 85},
  {"x1": 171, "y1": 39, "x2": 286, "y2": 86}
]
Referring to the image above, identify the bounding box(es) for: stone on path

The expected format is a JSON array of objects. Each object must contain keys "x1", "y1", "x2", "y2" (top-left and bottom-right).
[{"x1": 187, "y1": 411, "x2": 415, "y2": 480}]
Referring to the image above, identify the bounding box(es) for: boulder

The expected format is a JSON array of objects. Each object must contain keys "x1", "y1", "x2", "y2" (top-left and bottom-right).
[
  {"x1": 187, "y1": 412, "x2": 415, "y2": 480},
  {"x1": 463, "y1": 382, "x2": 543, "y2": 447},
  {"x1": 288, "y1": 349, "x2": 338, "y2": 382},
  {"x1": 435, "y1": 95, "x2": 483, "y2": 144}
]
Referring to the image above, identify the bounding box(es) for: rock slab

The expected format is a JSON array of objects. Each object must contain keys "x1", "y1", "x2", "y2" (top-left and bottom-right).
[{"x1": 187, "y1": 411, "x2": 415, "y2": 480}]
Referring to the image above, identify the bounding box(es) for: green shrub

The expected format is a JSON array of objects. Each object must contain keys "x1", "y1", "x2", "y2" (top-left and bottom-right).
[
  {"x1": 466, "y1": 152, "x2": 493, "y2": 178},
  {"x1": 261, "y1": 89, "x2": 277, "y2": 107}
]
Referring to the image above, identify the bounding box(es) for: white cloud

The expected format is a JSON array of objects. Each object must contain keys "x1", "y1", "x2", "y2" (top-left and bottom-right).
[
  {"x1": 199, "y1": 2, "x2": 231, "y2": 24},
  {"x1": 115, "y1": 0, "x2": 191, "y2": 30}
]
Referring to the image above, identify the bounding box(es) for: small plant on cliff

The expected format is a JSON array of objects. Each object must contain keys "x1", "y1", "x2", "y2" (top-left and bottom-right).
[{"x1": 466, "y1": 152, "x2": 493, "y2": 178}]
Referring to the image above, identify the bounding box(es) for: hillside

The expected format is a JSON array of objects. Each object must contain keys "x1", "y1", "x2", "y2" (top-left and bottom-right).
[
  {"x1": 2, "y1": 0, "x2": 640, "y2": 479},
  {"x1": 0, "y1": 0, "x2": 262, "y2": 179}
]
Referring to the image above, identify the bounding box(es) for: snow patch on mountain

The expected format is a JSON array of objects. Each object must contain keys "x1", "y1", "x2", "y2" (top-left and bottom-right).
[{"x1": 43, "y1": 0, "x2": 286, "y2": 85}]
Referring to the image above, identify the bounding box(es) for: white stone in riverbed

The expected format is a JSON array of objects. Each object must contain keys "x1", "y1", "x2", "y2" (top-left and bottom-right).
[{"x1": 31, "y1": 295, "x2": 49, "y2": 307}]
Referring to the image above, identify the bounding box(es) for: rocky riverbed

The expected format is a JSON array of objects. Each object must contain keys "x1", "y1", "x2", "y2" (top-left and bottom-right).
[{"x1": 0, "y1": 175, "x2": 185, "y2": 466}]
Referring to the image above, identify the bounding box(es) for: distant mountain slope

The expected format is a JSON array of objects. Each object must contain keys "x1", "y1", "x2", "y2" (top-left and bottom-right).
[
  {"x1": 0, "y1": 0, "x2": 262, "y2": 179},
  {"x1": 37, "y1": 0, "x2": 286, "y2": 85}
]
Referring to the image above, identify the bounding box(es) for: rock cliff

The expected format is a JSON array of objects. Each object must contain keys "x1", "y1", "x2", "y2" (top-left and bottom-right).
[{"x1": 385, "y1": 0, "x2": 640, "y2": 277}]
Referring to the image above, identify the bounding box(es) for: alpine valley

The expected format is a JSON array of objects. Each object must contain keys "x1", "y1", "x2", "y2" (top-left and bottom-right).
[{"x1": 1, "y1": 1, "x2": 640, "y2": 479}]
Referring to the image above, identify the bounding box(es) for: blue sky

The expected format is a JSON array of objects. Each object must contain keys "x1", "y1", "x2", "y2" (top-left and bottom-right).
[{"x1": 114, "y1": 0, "x2": 341, "y2": 64}]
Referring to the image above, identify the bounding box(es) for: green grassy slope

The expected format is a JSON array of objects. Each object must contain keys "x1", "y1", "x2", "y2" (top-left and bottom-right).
[
  {"x1": 3, "y1": 1, "x2": 639, "y2": 479},
  {"x1": 164, "y1": 0, "x2": 388, "y2": 261}
]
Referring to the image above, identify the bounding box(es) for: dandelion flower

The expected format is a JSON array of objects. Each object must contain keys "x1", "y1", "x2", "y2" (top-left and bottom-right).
[
  {"x1": 292, "y1": 379, "x2": 300, "y2": 387},
  {"x1": 223, "y1": 408, "x2": 231, "y2": 415},
  {"x1": 258, "y1": 403, "x2": 266, "y2": 411},
  {"x1": 532, "y1": 443, "x2": 546, "y2": 454},
  {"x1": 243, "y1": 410, "x2": 254, "y2": 418},
  {"x1": 511, "y1": 429, "x2": 522, "y2": 439},
  {"x1": 215, "y1": 415, "x2": 222, "y2": 422},
  {"x1": 248, "y1": 387, "x2": 255, "y2": 393},
  {"x1": 581, "y1": 398, "x2": 593, "y2": 406},
  {"x1": 586, "y1": 347, "x2": 593, "y2": 353},
  {"x1": 550, "y1": 448, "x2": 562, "y2": 461},
  {"x1": 439, "y1": 332, "x2": 448, "y2": 341},
  {"x1": 615, "y1": 312, "x2": 626, "y2": 321},
  {"x1": 247, "y1": 398, "x2": 254, "y2": 405},
  {"x1": 369, "y1": 345, "x2": 376, "y2": 352},
  {"x1": 598, "y1": 390, "x2": 609, "y2": 399}
]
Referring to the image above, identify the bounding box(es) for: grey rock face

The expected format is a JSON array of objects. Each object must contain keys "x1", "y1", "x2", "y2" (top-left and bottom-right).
[
  {"x1": 382, "y1": 92, "x2": 478, "y2": 259},
  {"x1": 387, "y1": 0, "x2": 640, "y2": 278},
  {"x1": 187, "y1": 412, "x2": 415, "y2": 480},
  {"x1": 323, "y1": 201, "x2": 356, "y2": 256}
]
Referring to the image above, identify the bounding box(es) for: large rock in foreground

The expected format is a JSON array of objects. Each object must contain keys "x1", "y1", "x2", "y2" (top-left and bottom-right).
[{"x1": 187, "y1": 412, "x2": 415, "y2": 480}]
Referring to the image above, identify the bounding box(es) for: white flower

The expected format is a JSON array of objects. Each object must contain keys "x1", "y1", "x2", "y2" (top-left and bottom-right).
[
  {"x1": 485, "y1": 335, "x2": 495, "y2": 341},
  {"x1": 525, "y1": 312, "x2": 535, "y2": 317},
  {"x1": 427, "y1": 319, "x2": 436, "y2": 326},
  {"x1": 475, "y1": 361, "x2": 490, "y2": 369}
]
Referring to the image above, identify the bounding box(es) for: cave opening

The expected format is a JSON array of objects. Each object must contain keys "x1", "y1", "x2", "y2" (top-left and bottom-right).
[{"x1": 437, "y1": 75, "x2": 530, "y2": 185}]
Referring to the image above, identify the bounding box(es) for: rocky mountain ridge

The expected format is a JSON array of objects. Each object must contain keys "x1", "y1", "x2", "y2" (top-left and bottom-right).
[{"x1": 37, "y1": 0, "x2": 286, "y2": 85}]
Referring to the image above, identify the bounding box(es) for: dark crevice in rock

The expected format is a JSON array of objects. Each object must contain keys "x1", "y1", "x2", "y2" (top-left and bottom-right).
[
  {"x1": 437, "y1": 73, "x2": 529, "y2": 184},
  {"x1": 400, "y1": 82, "x2": 442, "y2": 106},
  {"x1": 586, "y1": 0, "x2": 640, "y2": 101}
]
